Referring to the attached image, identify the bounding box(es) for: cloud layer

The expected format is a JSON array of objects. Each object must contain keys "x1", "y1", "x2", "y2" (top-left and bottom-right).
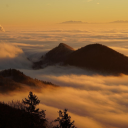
[
  {"x1": 1, "y1": 66, "x2": 128, "y2": 128},
  {"x1": 1, "y1": 28, "x2": 128, "y2": 61},
  {"x1": 0, "y1": 27, "x2": 128, "y2": 127},
  {"x1": 21, "y1": 68, "x2": 128, "y2": 128}
]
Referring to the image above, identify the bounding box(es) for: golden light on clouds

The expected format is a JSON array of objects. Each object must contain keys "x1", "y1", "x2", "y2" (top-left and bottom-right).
[
  {"x1": 0, "y1": 25, "x2": 5, "y2": 32},
  {"x1": 0, "y1": 0, "x2": 128, "y2": 127},
  {"x1": 0, "y1": 43, "x2": 23, "y2": 59},
  {"x1": 0, "y1": 26, "x2": 128, "y2": 127}
]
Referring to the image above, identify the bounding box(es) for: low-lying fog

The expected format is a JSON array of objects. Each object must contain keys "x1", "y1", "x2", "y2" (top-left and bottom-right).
[{"x1": 0, "y1": 26, "x2": 128, "y2": 128}]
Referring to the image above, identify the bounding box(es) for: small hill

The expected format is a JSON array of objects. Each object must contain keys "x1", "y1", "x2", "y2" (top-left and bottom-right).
[
  {"x1": 64, "y1": 44, "x2": 128, "y2": 75},
  {"x1": 33, "y1": 43, "x2": 74, "y2": 68},
  {"x1": 0, "y1": 69, "x2": 57, "y2": 92}
]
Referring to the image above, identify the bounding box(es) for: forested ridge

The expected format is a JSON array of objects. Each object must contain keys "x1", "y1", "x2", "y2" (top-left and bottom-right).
[
  {"x1": 0, "y1": 92, "x2": 76, "y2": 128},
  {"x1": 0, "y1": 69, "x2": 57, "y2": 92}
]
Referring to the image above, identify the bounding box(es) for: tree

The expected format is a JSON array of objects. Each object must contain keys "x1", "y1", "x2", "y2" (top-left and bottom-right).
[
  {"x1": 22, "y1": 91, "x2": 40, "y2": 113},
  {"x1": 53, "y1": 109, "x2": 76, "y2": 128},
  {"x1": 22, "y1": 92, "x2": 47, "y2": 128}
]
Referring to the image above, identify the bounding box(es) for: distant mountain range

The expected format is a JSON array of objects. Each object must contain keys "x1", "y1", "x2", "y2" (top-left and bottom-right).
[
  {"x1": 59, "y1": 20, "x2": 128, "y2": 24},
  {"x1": 33, "y1": 43, "x2": 128, "y2": 75},
  {"x1": 0, "y1": 69, "x2": 57, "y2": 92},
  {"x1": 61, "y1": 21, "x2": 88, "y2": 24},
  {"x1": 110, "y1": 20, "x2": 128, "y2": 23}
]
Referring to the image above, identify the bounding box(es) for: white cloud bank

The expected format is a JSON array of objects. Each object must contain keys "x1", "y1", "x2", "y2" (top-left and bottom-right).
[{"x1": 0, "y1": 43, "x2": 32, "y2": 69}]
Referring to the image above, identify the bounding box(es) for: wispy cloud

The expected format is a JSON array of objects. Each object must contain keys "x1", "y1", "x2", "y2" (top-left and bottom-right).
[
  {"x1": 0, "y1": 25, "x2": 5, "y2": 32},
  {"x1": 61, "y1": 21, "x2": 88, "y2": 24}
]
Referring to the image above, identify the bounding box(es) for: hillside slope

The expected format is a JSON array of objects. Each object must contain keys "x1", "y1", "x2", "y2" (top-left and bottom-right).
[
  {"x1": 0, "y1": 69, "x2": 57, "y2": 92},
  {"x1": 45, "y1": 43, "x2": 74, "y2": 63},
  {"x1": 65, "y1": 44, "x2": 128, "y2": 75},
  {"x1": 33, "y1": 43, "x2": 74, "y2": 68}
]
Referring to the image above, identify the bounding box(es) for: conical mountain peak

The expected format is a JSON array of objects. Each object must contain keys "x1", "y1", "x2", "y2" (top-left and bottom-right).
[
  {"x1": 64, "y1": 43, "x2": 128, "y2": 74},
  {"x1": 58, "y1": 43, "x2": 74, "y2": 51},
  {"x1": 58, "y1": 43, "x2": 66, "y2": 47},
  {"x1": 44, "y1": 43, "x2": 74, "y2": 63}
]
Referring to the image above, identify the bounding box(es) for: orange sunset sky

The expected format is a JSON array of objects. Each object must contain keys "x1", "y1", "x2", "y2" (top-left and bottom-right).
[{"x1": 1, "y1": 0, "x2": 128, "y2": 29}]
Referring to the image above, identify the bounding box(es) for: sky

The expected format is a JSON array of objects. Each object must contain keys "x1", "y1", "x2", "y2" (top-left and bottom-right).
[{"x1": 1, "y1": 0, "x2": 128, "y2": 28}]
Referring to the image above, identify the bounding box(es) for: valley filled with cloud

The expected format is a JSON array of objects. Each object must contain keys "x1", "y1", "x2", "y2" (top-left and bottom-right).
[{"x1": 0, "y1": 27, "x2": 128, "y2": 128}]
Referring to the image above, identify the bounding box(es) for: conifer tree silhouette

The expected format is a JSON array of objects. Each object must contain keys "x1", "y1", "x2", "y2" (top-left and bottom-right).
[
  {"x1": 54, "y1": 109, "x2": 76, "y2": 128},
  {"x1": 22, "y1": 91, "x2": 40, "y2": 113},
  {"x1": 22, "y1": 92, "x2": 47, "y2": 128}
]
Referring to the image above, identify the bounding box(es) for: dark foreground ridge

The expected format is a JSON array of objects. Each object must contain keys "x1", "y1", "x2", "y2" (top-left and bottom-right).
[
  {"x1": 0, "y1": 92, "x2": 76, "y2": 128},
  {"x1": 0, "y1": 69, "x2": 56, "y2": 92}
]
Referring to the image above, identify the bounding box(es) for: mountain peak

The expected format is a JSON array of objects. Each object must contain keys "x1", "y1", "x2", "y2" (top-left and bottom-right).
[
  {"x1": 58, "y1": 43, "x2": 66, "y2": 47},
  {"x1": 43, "y1": 43, "x2": 74, "y2": 64},
  {"x1": 58, "y1": 43, "x2": 74, "y2": 51},
  {"x1": 33, "y1": 43, "x2": 75, "y2": 68},
  {"x1": 65, "y1": 43, "x2": 128, "y2": 75}
]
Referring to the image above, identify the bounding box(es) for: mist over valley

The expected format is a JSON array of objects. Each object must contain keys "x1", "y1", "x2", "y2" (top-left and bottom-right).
[{"x1": 0, "y1": 27, "x2": 128, "y2": 128}]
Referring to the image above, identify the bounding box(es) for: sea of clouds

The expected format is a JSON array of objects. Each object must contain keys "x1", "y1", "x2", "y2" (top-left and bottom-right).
[{"x1": 0, "y1": 27, "x2": 128, "y2": 128}]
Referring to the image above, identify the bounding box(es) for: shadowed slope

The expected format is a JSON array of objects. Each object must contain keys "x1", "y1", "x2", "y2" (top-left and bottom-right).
[
  {"x1": 65, "y1": 44, "x2": 128, "y2": 75},
  {"x1": 45, "y1": 43, "x2": 74, "y2": 63},
  {"x1": 33, "y1": 43, "x2": 74, "y2": 68}
]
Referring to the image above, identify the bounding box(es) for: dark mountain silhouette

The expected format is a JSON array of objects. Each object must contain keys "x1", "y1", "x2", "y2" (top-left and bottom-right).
[
  {"x1": 0, "y1": 69, "x2": 57, "y2": 92},
  {"x1": 64, "y1": 43, "x2": 128, "y2": 75},
  {"x1": 45, "y1": 43, "x2": 74, "y2": 62},
  {"x1": 33, "y1": 43, "x2": 74, "y2": 69},
  {"x1": 33, "y1": 43, "x2": 128, "y2": 75}
]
